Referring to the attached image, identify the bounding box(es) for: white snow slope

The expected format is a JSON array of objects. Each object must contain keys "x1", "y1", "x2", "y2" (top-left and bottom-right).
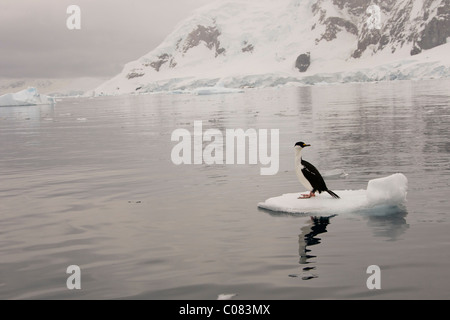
[{"x1": 95, "y1": 0, "x2": 450, "y2": 95}]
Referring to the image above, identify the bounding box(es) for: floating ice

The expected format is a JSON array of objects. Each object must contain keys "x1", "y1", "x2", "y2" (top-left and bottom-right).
[
  {"x1": 258, "y1": 173, "x2": 407, "y2": 215},
  {"x1": 322, "y1": 168, "x2": 348, "y2": 179},
  {"x1": 0, "y1": 87, "x2": 55, "y2": 107},
  {"x1": 366, "y1": 173, "x2": 408, "y2": 207},
  {"x1": 217, "y1": 293, "x2": 237, "y2": 300}
]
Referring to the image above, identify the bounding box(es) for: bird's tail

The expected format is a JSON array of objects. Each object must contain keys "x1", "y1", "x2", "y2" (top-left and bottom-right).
[{"x1": 327, "y1": 190, "x2": 340, "y2": 199}]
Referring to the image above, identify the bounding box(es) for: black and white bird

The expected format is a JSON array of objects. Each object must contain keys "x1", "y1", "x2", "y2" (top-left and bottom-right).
[{"x1": 294, "y1": 141, "x2": 340, "y2": 199}]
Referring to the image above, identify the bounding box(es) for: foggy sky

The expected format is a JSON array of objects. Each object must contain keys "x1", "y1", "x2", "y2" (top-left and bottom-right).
[{"x1": 0, "y1": 0, "x2": 210, "y2": 79}]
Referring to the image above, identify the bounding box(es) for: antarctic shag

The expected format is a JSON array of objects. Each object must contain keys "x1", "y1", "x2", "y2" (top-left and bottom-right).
[{"x1": 294, "y1": 141, "x2": 340, "y2": 199}]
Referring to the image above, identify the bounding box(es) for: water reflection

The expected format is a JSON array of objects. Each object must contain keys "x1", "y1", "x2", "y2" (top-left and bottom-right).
[
  {"x1": 362, "y1": 206, "x2": 409, "y2": 241},
  {"x1": 0, "y1": 104, "x2": 55, "y2": 122},
  {"x1": 293, "y1": 214, "x2": 337, "y2": 280},
  {"x1": 262, "y1": 205, "x2": 409, "y2": 280}
]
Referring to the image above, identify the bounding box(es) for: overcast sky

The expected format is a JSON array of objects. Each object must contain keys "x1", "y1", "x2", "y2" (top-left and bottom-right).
[{"x1": 0, "y1": 0, "x2": 210, "y2": 79}]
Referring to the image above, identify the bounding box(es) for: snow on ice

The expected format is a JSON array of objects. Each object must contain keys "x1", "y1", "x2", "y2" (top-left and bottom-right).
[{"x1": 257, "y1": 173, "x2": 408, "y2": 215}]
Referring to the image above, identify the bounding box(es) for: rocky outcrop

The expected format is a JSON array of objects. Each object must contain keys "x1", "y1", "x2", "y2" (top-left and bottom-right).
[
  {"x1": 352, "y1": 0, "x2": 450, "y2": 57},
  {"x1": 143, "y1": 53, "x2": 177, "y2": 72},
  {"x1": 140, "y1": 24, "x2": 227, "y2": 73},
  {"x1": 241, "y1": 41, "x2": 254, "y2": 53},
  {"x1": 318, "y1": 17, "x2": 358, "y2": 42},
  {"x1": 295, "y1": 52, "x2": 310, "y2": 72},
  {"x1": 149, "y1": 54, "x2": 170, "y2": 72},
  {"x1": 127, "y1": 70, "x2": 144, "y2": 79},
  {"x1": 311, "y1": 0, "x2": 449, "y2": 58},
  {"x1": 182, "y1": 25, "x2": 226, "y2": 57},
  {"x1": 417, "y1": 1, "x2": 450, "y2": 50}
]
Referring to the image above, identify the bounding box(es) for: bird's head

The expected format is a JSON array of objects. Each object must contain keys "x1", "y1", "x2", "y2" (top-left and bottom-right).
[{"x1": 294, "y1": 141, "x2": 311, "y2": 150}]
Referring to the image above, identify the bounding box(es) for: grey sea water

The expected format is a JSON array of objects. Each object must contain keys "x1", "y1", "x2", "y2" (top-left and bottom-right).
[{"x1": 0, "y1": 79, "x2": 449, "y2": 299}]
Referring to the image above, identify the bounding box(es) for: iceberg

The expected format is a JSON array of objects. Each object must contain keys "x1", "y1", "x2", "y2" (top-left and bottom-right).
[
  {"x1": 0, "y1": 87, "x2": 55, "y2": 107},
  {"x1": 258, "y1": 173, "x2": 408, "y2": 216}
]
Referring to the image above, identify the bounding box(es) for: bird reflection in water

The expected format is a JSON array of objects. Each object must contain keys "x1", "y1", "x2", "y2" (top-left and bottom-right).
[{"x1": 291, "y1": 214, "x2": 337, "y2": 280}]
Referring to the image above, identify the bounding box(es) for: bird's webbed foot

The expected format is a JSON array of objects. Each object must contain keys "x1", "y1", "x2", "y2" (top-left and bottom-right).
[{"x1": 298, "y1": 191, "x2": 316, "y2": 199}]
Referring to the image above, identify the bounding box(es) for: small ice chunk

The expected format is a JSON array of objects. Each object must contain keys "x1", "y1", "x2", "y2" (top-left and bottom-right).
[
  {"x1": 217, "y1": 293, "x2": 237, "y2": 300},
  {"x1": 323, "y1": 168, "x2": 348, "y2": 179},
  {"x1": 366, "y1": 173, "x2": 408, "y2": 207}
]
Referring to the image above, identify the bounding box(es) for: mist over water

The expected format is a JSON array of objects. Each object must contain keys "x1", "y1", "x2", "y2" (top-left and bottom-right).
[{"x1": 0, "y1": 79, "x2": 449, "y2": 299}]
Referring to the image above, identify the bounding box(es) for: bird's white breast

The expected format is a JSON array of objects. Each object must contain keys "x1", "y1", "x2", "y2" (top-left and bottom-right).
[{"x1": 295, "y1": 157, "x2": 313, "y2": 191}]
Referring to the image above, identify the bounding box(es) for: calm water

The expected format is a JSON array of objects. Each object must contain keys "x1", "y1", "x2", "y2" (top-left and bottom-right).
[{"x1": 0, "y1": 79, "x2": 449, "y2": 299}]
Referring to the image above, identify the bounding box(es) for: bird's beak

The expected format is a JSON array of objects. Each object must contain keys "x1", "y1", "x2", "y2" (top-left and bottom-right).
[{"x1": 303, "y1": 144, "x2": 311, "y2": 147}]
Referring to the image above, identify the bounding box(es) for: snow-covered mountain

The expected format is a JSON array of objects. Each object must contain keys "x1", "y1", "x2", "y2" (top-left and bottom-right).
[{"x1": 95, "y1": 0, "x2": 450, "y2": 95}]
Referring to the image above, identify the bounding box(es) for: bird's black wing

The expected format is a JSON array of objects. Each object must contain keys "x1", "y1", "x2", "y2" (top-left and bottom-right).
[{"x1": 301, "y1": 159, "x2": 328, "y2": 192}]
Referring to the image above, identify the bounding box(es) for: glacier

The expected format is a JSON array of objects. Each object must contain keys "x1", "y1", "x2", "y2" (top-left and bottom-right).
[{"x1": 0, "y1": 87, "x2": 55, "y2": 107}]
